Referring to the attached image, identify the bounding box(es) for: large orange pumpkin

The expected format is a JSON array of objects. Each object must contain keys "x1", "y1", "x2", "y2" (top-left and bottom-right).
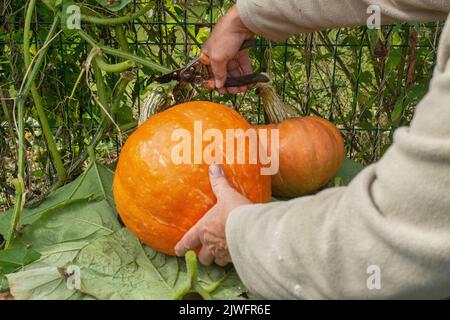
[
  {"x1": 257, "y1": 83, "x2": 344, "y2": 198},
  {"x1": 113, "y1": 101, "x2": 271, "y2": 255}
]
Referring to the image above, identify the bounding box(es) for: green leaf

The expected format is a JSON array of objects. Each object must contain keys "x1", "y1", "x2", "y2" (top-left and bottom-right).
[
  {"x1": 1, "y1": 196, "x2": 120, "y2": 287},
  {"x1": 74, "y1": 229, "x2": 252, "y2": 300},
  {"x1": 0, "y1": 160, "x2": 120, "y2": 288},
  {"x1": 32, "y1": 170, "x2": 44, "y2": 178},
  {"x1": 391, "y1": 95, "x2": 406, "y2": 124},
  {"x1": 14, "y1": 199, "x2": 120, "y2": 252},
  {"x1": 0, "y1": 162, "x2": 116, "y2": 237},
  {"x1": 3, "y1": 161, "x2": 252, "y2": 300},
  {"x1": 386, "y1": 48, "x2": 403, "y2": 71},
  {"x1": 144, "y1": 247, "x2": 254, "y2": 300},
  {"x1": 75, "y1": 229, "x2": 178, "y2": 299},
  {"x1": 116, "y1": 106, "x2": 135, "y2": 125},
  {"x1": 0, "y1": 247, "x2": 41, "y2": 274},
  {"x1": 7, "y1": 266, "x2": 91, "y2": 300},
  {"x1": 331, "y1": 157, "x2": 365, "y2": 186}
]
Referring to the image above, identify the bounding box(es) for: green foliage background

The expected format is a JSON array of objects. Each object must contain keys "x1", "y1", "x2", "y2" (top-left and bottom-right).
[{"x1": 0, "y1": 0, "x2": 443, "y2": 210}]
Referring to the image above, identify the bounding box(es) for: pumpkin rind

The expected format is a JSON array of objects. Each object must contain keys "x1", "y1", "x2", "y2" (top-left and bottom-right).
[
  {"x1": 260, "y1": 116, "x2": 344, "y2": 198},
  {"x1": 113, "y1": 101, "x2": 271, "y2": 255}
]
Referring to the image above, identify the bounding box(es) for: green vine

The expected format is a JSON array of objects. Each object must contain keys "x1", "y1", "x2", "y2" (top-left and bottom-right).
[
  {"x1": 78, "y1": 30, "x2": 169, "y2": 74},
  {"x1": 96, "y1": 55, "x2": 134, "y2": 73},
  {"x1": 23, "y1": 0, "x2": 66, "y2": 188},
  {"x1": 81, "y1": 3, "x2": 153, "y2": 26},
  {"x1": 6, "y1": 15, "x2": 61, "y2": 249}
]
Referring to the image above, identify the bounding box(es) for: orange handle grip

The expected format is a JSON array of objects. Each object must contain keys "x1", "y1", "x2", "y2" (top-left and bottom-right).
[{"x1": 199, "y1": 52, "x2": 211, "y2": 65}]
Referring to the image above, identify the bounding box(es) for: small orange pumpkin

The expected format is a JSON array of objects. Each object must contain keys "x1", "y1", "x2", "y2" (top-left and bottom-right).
[
  {"x1": 113, "y1": 101, "x2": 271, "y2": 255},
  {"x1": 257, "y1": 83, "x2": 344, "y2": 198}
]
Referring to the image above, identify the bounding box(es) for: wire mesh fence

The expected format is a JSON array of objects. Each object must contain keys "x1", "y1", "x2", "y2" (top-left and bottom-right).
[{"x1": 0, "y1": 0, "x2": 443, "y2": 209}]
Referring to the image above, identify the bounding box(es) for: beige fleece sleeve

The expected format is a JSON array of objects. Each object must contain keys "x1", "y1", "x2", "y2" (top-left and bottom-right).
[
  {"x1": 226, "y1": 7, "x2": 450, "y2": 299},
  {"x1": 236, "y1": 0, "x2": 450, "y2": 41}
]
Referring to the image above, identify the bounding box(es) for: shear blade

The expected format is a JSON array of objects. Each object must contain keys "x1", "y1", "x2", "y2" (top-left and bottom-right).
[{"x1": 154, "y1": 72, "x2": 179, "y2": 84}]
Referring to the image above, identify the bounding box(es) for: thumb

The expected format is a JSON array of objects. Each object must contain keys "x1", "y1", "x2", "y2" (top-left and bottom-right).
[{"x1": 209, "y1": 164, "x2": 232, "y2": 198}]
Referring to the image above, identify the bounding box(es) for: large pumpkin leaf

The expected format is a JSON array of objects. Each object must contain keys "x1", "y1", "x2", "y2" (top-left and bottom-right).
[
  {"x1": 6, "y1": 241, "x2": 96, "y2": 300},
  {"x1": 0, "y1": 247, "x2": 40, "y2": 281},
  {"x1": 7, "y1": 228, "x2": 252, "y2": 300},
  {"x1": 2, "y1": 161, "x2": 253, "y2": 300},
  {"x1": 0, "y1": 162, "x2": 116, "y2": 238},
  {"x1": 6, "y1": 266, "x2": 92, "y2": 300},
  {"x1": 0, "y1": 161, "x2": 118, "y2": 293},
  {"x1": 12, "y1": 199, "x2": 120, "y2": 253},
  {"x1": 74, "y1": 229, "x2": 179, "y2": 299},
  {"x1": 2, "y1": 198, "x2": 120, "y2": 297},
  {"x1": 144, "y1": 247, "x2": 253, "y2": 300},
  {"x1": 74, "y1": 229, "x2": 253, "y2": 300}
]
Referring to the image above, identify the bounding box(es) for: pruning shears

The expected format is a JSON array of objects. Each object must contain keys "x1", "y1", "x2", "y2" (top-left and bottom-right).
[{"x1": 154, "y1": 39, "x2": 270, "y2": 90}]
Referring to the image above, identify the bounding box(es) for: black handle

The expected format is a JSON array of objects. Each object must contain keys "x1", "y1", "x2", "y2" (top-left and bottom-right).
[{"x1": 224, "y1": 73, "x2": 270, "y2": 88}]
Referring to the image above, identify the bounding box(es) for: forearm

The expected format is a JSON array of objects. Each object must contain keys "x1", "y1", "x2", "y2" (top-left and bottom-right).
[
  {"x1": 227, "y1": 162, "x2": 450, "y2": 299},
  {"x1": 226, "y1": 187, "x2": 347, "y2": 299},
  {"x1": 227, "y1": 78, "x2": 450, "y2": 298},
  {"x1": 236, "y1": 0, "x2": 450, "y2": 41},
  {"x1": 227, "y1": 0, "x2": 450, "y2": 301}
]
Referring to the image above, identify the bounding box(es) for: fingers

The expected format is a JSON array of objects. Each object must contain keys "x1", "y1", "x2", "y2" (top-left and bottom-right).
[
  {"x1": 209, "y1": 54, "x2": 229, "y2": 94},
  {"x1": 209, "y1": 164, "x2": 233, "y2": 198},
  {"x1": 237, "y1": 50, "x2": 252, "y2": 74},
  {"x1": 198, "y1": 246, "x2": 214, "y2": 266},
  {"x1": 236, "y1": 51, "x2": 252, "y2": 93},
  {"x1": 174, "y1": 224, "x2": 201, "y2": 257},
  {"x1": 227, "y1": 60, "x2": 242, "y2": 94},
  {"x1": 200, "y1": 5, "x2": 254, "y2": 94},
  {"x1": 198, "y1": 246, "x2": 230, "y2": 266},
  {"x1": 224, "y1": 53, "x2": 252, "y2": 94},
  {"x1": 214, "y1": 255, "x2": 230, "y2": 267},
  {"x1": 203, "y1": 43, "x2": 251, "y2": 95}
]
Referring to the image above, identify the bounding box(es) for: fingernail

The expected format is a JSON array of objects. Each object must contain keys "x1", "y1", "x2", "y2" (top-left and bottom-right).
[{"x1": 209, "y1": 164, "x2": 223, "y2": 177}]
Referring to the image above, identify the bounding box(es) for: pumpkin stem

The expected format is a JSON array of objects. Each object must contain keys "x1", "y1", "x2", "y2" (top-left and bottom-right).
[
  {"x1": 138, "y1": 81, "x2": 177, "y2": 126},
  {"x1": 256, "y1": 78, "x2": 300, "y2": 124},
  {"x1": 185, "y1": 250, "x2": 199, "y2": 286},
  {"x1": 172, "y1": 250, "x2": 214, "y2": 300},
  {"x1": 186, "y1": 251, "x2": 213, "y2": 300}
]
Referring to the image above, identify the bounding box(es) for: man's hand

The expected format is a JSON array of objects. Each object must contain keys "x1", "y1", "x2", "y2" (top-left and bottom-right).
[
  {"x1": 174, "y1": 164, "x2": 251, "y2": 266},
  {"x1": 202, "y1": 5, "x2": 254, "y2": 95}
]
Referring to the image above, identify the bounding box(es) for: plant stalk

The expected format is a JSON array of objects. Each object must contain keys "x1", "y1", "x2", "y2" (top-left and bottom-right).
[
  {"x1": 23, "y1": 3, "x2": 66, "y2": 187},
  {"x1": 0, "y1": 89, "x2": 16, "y2": 144},
  {"x1": 68, "y1": 69, "x2": 133, "y2": 175},
  {"x1": 95, "y1": 55, "x2": 134, "y2": 73},
  {"x1": 5, "y1": 13, "x2": 61, "y2": 249},
  {"x1": 115, "y1": 25, "x2": 130, "y2": 52}
]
